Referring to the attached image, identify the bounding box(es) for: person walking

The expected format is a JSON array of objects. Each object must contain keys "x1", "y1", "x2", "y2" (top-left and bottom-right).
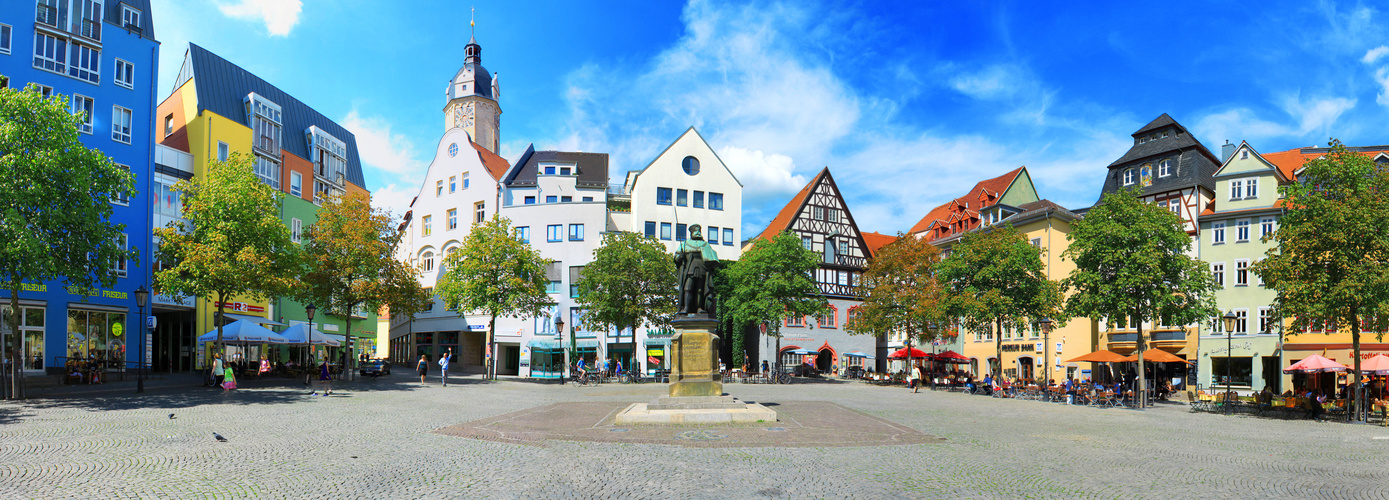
[
  {"x1": 910, "y1": 363, "x2": 923, "y2": 394},
  {"x1": 210, "y1": 352, "x2": 224, "y2": 388},
  {"x1": 438, "y1": 348, "x2": 452, "y2": 387},
  {"x1": 222, "y1": 364, "x2": 237, "y2": 390},
  {"x1": 417, "y1": 354, "x2": 429, "y2": 385}
]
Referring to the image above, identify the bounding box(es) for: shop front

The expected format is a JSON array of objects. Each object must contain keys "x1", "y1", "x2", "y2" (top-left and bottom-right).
[
  {"x1": 643, "y1": 337, "x2": 670, "y2": 376},
  {"x1": 526, "y1": 338, "x2": 598, "y2": 378}
]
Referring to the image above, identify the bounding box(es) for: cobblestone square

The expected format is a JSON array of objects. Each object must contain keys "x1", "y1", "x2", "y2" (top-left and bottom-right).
[{"x1": 3, "y1": 376, "x2": 1388, "y2": 499}]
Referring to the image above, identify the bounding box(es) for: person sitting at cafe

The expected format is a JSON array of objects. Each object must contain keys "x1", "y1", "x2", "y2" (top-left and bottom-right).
[{"x1": 1307, "y1": 389, "x2": 1326, "y2": 418}]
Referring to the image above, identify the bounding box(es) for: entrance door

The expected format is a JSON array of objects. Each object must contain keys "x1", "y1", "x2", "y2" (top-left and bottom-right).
[
  {"x1": 502, "y1": 345, "x2": 519, "y2": 375},
  {"x1": 816, "y1": 348, "x2": 833, "y2": 372},
  {"x1": 1262, "y1": 357, "x2": 1281, "y2": 393},
  {"x1": 1018, "y1": 356, "x2": 1034, "y2": 381}
]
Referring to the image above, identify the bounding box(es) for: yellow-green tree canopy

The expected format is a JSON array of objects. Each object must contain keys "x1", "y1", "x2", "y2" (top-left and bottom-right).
[
  {"x1": 848, "y1": 233, "x2": 949, "y2": 346},
  {"x1": 154, "y1": 153, "x2": 298, "y2": 352},
  {"x1": 575, "y1": 231, "x2": 676, "y2": 344},
  {"x1": 721, "y1": 231, "x2": 828, "y2": 367}
]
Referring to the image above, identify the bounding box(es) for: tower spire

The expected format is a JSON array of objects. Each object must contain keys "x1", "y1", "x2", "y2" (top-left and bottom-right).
[{"x1": 470, "y1": 7, "x2": 475, "y2": 39}]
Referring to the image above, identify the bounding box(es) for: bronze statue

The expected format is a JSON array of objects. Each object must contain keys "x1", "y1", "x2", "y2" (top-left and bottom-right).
[{"x1": 675, "y1": 224, "x2": 718, "y2": 316}]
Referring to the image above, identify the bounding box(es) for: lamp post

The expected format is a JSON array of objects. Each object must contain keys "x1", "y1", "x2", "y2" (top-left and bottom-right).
[
  {"x1": 554, "y1": 315, "x2": 565, "y2": 384},
  {"x1": 1222, "y1": 311, "x2": 1238, "y2": 415},
  {"x1": 134, "y1": 285, "x2": 149, "y2": 394},
  {"x1": 305, "y1": 303, "x2": 317, "y2": 370},
  {"x1": 1038, "y1": 317, "x2": 1054, "y2": 386}
]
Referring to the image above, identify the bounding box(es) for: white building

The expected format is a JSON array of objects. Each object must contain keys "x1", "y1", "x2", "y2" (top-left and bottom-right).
[
  {"x1": 495, "y1": 147, "x2": 611, "y2": 377},
  {"x1": 387, "y1": 35, "x2": 511, "y2": 373},
  {"x1": 615, "y1": 127, "x2": 744, "y2": 260}
]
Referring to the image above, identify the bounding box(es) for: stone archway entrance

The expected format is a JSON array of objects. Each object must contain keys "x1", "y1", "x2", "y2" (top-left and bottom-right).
[{"x1": 816, "y1": 347, "x2": 833, "y2": 372}]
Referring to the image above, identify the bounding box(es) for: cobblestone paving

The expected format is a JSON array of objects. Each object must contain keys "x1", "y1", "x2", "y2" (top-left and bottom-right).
[{"x1": 2, "y1": 376, "x2": 1389, "y2": 499}]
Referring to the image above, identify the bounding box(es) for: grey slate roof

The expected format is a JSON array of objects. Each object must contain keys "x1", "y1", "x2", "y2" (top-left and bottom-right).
[
  {"x1": 106, "y1": 0, "x2": 155, "y2": 41},
  {"x1": 504, "y1": 145, "x2": 609, "y2": 190},
  {"x1": 1098, "y1": 114, "x2": 1218, "y2": 202},
  {"x1": 446, "y1": 38, "x2": 494, "y2": 101},
  {"x1": 185, "y1": 44, "x2": 366, "y2": 189}
]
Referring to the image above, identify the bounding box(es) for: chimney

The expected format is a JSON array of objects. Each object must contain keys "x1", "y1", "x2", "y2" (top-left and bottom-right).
[{"x1": 1221, "y1": 140, "x2": 1235, "y2": 163}]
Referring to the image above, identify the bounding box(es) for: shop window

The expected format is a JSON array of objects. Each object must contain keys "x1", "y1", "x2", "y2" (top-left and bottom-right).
[{"x1": 1210, "y1": 357, "x2": 1253, "y2": 387}]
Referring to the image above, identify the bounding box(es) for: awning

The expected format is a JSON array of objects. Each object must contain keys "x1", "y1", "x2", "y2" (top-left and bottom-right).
[
  {"x1": 843, "y1": 351, "x2": 872, "y2": 358},
  {"x1": 526, "y1": 339, "x2": 599, "y2": 350},
  {"x1": 644, "y1": 337, "x2": 672, "y2": 347},
  {"x1": 219, "y1": 313, "x2": 284, "y2": 326}
]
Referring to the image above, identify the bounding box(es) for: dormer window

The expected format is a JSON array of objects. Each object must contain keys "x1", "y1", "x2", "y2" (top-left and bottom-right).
[
  {"x1": 1158, "y1": 159, "x2": 1171, "y2": 177},
  {"x1": 122, "y1": 5, "x2": 141, "y2": 30},
  {"x1": 245, "y1": 93, "x2": 282, "y2": 189},
  {"x1": 1139, "y1": 136, "x2": 1147, "y2": 144}
]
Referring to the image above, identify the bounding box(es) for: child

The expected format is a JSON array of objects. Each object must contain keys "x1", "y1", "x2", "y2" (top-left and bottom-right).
[{"x1": 222, "y1": 366, "x2": 237, "y2": 390}]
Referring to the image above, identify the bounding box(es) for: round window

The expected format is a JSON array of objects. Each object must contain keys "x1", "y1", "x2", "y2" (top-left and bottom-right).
[
  {"x1": 448, "y1": 143, "x2": 459, "y2": 157},
  {"x1": 682, "y1": 156, "x2": 700, "y2": 175}
]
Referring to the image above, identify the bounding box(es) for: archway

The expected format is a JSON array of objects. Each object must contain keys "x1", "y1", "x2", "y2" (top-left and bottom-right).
[{"x1": 817, "y1": 347, "x2": 833, "y2": 372}]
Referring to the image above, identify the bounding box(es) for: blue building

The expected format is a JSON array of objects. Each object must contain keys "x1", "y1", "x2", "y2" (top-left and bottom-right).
[{"x1": 0, "y1": 1, "x2": 159, "y2": 378}]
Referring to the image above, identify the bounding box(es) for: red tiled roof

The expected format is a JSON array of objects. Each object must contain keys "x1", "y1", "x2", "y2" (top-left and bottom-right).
[
  {"x1": 470, "y1": 140, "x2": 511, "y2": 181},
  {"x1": 1260, "y1": 148, "x2": 1313, "y2": 182},
  {"x1": 755, "y1": 168, "x2": 827, "y2": 242},
  {"x1": 908, "y1": 166, "x2": 1026, "y2": 235},
  {"x1": 860, "y1": 231, "x2": 898, "y2": 258}
]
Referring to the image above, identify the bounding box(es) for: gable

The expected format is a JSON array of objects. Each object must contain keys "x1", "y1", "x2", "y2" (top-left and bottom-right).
[{"x1": 633, "y1": 127, "x2": 742, "y2": 188}]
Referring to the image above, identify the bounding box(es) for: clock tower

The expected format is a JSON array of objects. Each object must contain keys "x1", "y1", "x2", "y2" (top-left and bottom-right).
[{"x1": 444, "y1": 35, "x2": 501, "y2": 154}]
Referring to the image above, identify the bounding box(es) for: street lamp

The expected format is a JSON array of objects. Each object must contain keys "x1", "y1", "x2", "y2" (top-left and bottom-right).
[
  {"x1": 1222, "y1": 311, "x2": 1238, "y2": 415},
  {"x1": 305, "y1": 303, "x2": 317, "y2": 370},
  {"x1": 1038, "y1": 317, "x2": 1054, "y2": 385},
  {"x1": 133, "y1": 285, "x2": 149, "y2": 394},
  {"x1": 554, "y1": 315, "x2": 565, "y2": 384}
]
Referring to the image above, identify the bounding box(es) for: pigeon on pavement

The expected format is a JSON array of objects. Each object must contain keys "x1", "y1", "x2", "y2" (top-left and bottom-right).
[
  {"x1": 168, "y1": 413, "x2": 175, "y2": 419},
  {"x1": 213, "y1": 433, "x2": 227, "y2": 442}
]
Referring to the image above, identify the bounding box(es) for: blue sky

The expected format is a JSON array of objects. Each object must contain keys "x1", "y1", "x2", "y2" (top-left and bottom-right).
[{"x1": 151, "y1": 0, "x2": 1389, "y2": 237}]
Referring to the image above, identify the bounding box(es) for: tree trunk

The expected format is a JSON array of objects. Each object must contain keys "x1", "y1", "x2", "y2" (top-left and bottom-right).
[
  {"x1": 1136, "y1": 317, "x2": 1146, "y2": 410},
  {"x1": 487, "y1": 315, "x2": 496, "y2": 381},
  {"x1": 215, "y1": 292, "x2": 226, "y2": 359},
  {"x1": 7, "y1": 284, "x2": 24, "y2": 400},
  {"x1": 1351, "y1": 315, "x2": 1362, "y2": 422},
  {"x1": 774, "y1": 327, "x2": 782, "y2": 384},
  {"x1": 342, "y1": 309, "x2": 354, "y2": 382},
  {"x1": 995, "y1": 317, "x2": 1003, "y2": 380}
]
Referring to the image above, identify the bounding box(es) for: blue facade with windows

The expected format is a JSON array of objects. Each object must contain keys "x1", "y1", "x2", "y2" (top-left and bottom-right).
[{"x1": 0, "y1": 1, "x2": 158, "y2": 376}]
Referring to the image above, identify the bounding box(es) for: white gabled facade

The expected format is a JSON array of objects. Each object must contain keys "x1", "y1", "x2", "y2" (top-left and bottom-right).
[{"x1": 618, "y1": 127, "x2": 744, "y2": 260}]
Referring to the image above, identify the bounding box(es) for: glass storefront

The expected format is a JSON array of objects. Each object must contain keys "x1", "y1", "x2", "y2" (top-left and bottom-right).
[
  {"x1": 2, "y1": 305, "x2": 45, "y2": 370},
  {"x1": 67, "y1": 309, "x2": 127, "y2": 366}
]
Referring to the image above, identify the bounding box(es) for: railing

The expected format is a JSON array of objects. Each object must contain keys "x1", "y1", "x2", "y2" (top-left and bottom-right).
[
  {"x1": 36, "y1": 4, "x2": 61, "y2": 28},
  {"x1": 1151, "y1": 330, "x2": 1185, "y2": 341},
  {"x1": 1109, "y1": 333, "x2": 1138, "y2": 343},
  {"x1": 78, "y1": 18, "x2": 100, "y2": 41},
  {"x1": 606, "y1": 183, "x2": 629, "y2": 197}
]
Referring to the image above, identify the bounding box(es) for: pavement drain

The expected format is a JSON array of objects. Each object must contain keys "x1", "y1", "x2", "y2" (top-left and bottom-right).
[
  {"x1": 765, "y1": 427, "x2": 787, "y2": 432},
  {"x1": 609, "y1": 428, "x2": 630, "y2": 433}
]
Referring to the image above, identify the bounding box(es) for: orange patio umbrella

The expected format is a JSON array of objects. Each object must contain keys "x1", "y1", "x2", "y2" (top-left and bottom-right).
[
  {"x1": 1120, "y1": 349, "x2": 1193, "y2": 364},
  {"x1": 1066, "y1": 350, "x2": 1128, "y2": 363}
]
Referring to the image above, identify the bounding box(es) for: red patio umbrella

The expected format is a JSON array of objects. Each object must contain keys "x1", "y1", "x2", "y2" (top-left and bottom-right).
[
  {"x1": 1283, "y1": 354, "x2": 1347, "y2": 373},
  {"x1": 887, "y1": 347, "x2": 929, "y2": 359},
  {"x1": 934, "y1": 350, "x2": 970, "y2": 364},
  {"x1": 1358, "y1": 354, "x2": 1389, "y2": 375}
]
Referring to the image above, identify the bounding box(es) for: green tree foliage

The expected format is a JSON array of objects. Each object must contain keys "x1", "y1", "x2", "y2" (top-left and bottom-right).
[
  {"x1": 436, "y1": 215, "x2": 550, "y2": 380},
  {"x1": 721, "y1": 231, "x2": 828, "y2": 373},
  {"x1": 848, "y1": 233, "x2": 948, "y2": 366},
  {"x1": 575, "y1": 232, "x2": 677, "y2": 371},
  {"x1": 937, "y1": 225, "x2": 1063, "y2": 379},
  {"x1": 300, "y1": 192, "x2": 426, "y2": 377},
  {"x1": 0, "y1": 83, "x2": 138, "y2": 398},
  {"x1": 1061, "y1": 188, "x2": 1217, "y2": 408},
  {"x1": 154, "y1": 153, "x2": 298, "y2": 354},
  {"x1": 1253, "y1": 140, "x2": 1389, "y2": 420}
]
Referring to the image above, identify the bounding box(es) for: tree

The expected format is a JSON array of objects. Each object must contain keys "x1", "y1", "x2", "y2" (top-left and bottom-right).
[
  {"x1": 937, "y1": 225, "x2": 1063, "y2": 381},
  {"x1": 847, "y1": 233, "x2": 949, "y2": 375},
  {"x1": 0, "y1": 84, "x2": 138, "y2": 399},
  {"x1": 155, "y1": 153, "x2": 299, "y2": 357},
  {"x1": 1253, "y1": 140, "x2": 1389, "y2": 421},
  {"x1": 721, "y1": 231, "x2": 828, "y2": 379},
  {"x1": 574, "y1": 232, "x2": 677, "y2": 373},
  {"x1": 436, "y1": 215, "x2": 551, "y2": 380},
  {"x1": 299, "y1": 192, "x2": 425, "y2": 379},
  {"x1": 1061, "y1": 188, "x2": 1218, "y2": 409}
]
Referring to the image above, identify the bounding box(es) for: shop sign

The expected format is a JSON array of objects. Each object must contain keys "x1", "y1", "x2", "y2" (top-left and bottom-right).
[
  {"x1": 321, "y1": 324, "x2": 340, "y2": 332},
  {"x1": 22, "y1": 282, "x2": 46, "y2": 293},
  {"x1": 647, "y1": 349, "x2": 664, "y2": 356},
  {"x1": 467, "y1": 324, "x2": 487, "y2": 331},
  {"x1": 67, "y1": 286, "x2": 128, "y2": 299},
  {"x1": 1206, "y1": 341, "x2": 1253, "y2": 355},
  {"x1": 1000, "y1": 343, "x2": 1031, "y2": 352},
  {"x1": 214, "y1": 301, "x2": 265, "y2": 313}
]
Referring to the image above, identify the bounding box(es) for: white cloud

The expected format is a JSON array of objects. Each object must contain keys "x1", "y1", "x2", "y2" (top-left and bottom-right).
[
  {"x1": 1279, "y1": 94, "x2": 1357, "y2": 135},
  {"x1": 717, "y1": 147, "x2": 807, "y2": 201},
  {"x1": 949, "y1": 64, "x2": 1023, "y2": 100},
  {"x1": 218, "y1": 0, "x2": 302, "y2": 37},
  {"x1": 1363, "y1": 45, "x2": 1389, "y2": 64},
  {"x1": 1193, "y1": 109, "x2": 1295, "y2": 144},
  {"x1": 369, "y1": 183, "x2": 419, "y2": 221},
  {"x1": 341, "y1": 109, "x2": 424, "y2": 176}
]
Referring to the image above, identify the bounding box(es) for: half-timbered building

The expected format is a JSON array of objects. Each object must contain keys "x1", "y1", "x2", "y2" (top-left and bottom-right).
[
  {"x1": 744, "y1": 168, "x2": 886, "y2": 374},
  {"x1": 1091, "y1": 113, "x2": 1218, "y2": 244}
]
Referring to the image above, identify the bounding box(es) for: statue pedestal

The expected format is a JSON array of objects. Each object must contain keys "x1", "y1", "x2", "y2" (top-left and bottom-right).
[
  {"x1": 613, "y1": 315, "x2": 778, "y2": 425},
  {"x1": 669, "y1": 316, "x2": 722, "y2": 398}
]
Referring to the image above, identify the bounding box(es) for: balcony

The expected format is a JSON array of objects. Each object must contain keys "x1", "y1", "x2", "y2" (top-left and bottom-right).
[
  {"x1": 1151, "y1": 330, "x2": 1185, "y2": 342},
  {"x1": 36, "y1": 5, "x2": 62, "y2": 29},
  {"x1": 76, "y1": 18, "x2": 100, "y2": 42},
  {"x1": 1110, "y1": 333, "x2": 1138, "y2": 343}
]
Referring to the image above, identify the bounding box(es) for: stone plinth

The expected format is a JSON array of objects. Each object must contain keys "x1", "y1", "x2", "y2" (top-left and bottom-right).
[
  {"x1": 614, "y1": 399, "x2": 778, "y2": 425},
  {"x1": 669, "y1": 316, "x2": 721, "y2": 398}
]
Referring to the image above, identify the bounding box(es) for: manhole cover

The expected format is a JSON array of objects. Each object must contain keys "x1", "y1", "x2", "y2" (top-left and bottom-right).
[
  {"x1": 765, "y1": 427, "x2": 787, "y2": 432},
  {"x1": 609, "y1": 428, "x2": 630, "y2": 433},
  {"x1": 674, "y1": 429, "x2": 726, "y2": 441}
]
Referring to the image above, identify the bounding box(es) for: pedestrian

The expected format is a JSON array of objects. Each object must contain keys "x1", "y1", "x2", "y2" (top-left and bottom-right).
[
  {"x1": 439, "y1": 348, "x2": 451, "y2": 387},
  {"x1": 258, "y1": 355, "x2": 271, "y2": 378},
  {"x1": 222, "y1": 363, "x2": 237, "y2": 390},
  {"x1": 210, "y1": 352, "x2": 224, "y2": 388},
  {"x1": 417, "y1": 354, "x2": 429, "y2": 385},
  {"x1": 910, "y1": 363, "x2": 923, "y2": 393}
]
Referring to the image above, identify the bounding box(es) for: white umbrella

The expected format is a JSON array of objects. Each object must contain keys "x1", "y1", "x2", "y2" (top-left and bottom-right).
[
  {"x1": 198, "y1": 320, "x2": 291, "y2": 344},
  {"x1": 278, "y1": 323, "x2": 341, "y2": 347}
]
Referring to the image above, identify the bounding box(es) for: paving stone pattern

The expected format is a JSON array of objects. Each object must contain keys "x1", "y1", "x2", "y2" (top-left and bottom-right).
[{"x1": 2, "y1": 377, "x2": 1388, "y2": 499}]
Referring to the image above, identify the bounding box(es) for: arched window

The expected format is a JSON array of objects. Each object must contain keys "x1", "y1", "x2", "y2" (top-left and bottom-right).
[
  {"x1": 682, "y1": 156, "x2": 700, "y2": 175},
  {"x1": 421, "y1": 250, "x2": 435, "y2": 273}
]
